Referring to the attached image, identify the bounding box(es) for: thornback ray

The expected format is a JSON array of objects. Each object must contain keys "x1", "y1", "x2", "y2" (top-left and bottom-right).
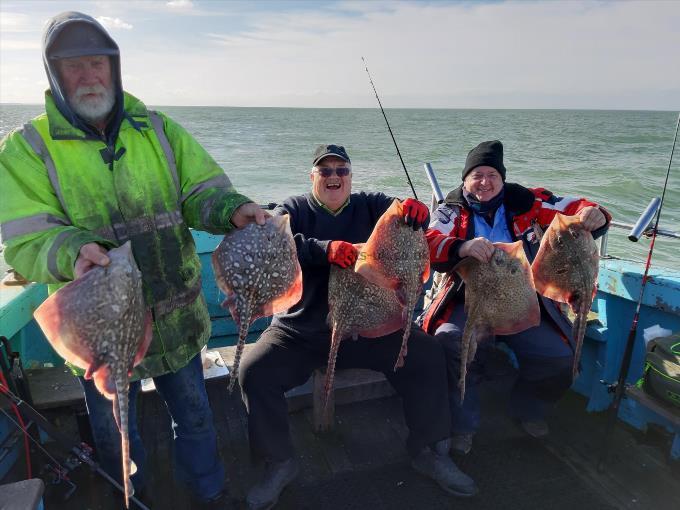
[
  {"x1": 323, "y1": 243, "x2": 404, "y2": 423},
  {"x1": 531, "y1": 213, "x2": 599, "y2": 378},
  {"x1": 33, "y1": 241, "x2": 152, "y2": 508},
  {"x1": 355, "y1": 199, "x2": 430, "y2": 371},
  {"x1": 212, "y1": 215, "x2": 302, "y2": 392},
  {"x1": 453, "y1": 241, "x2": 540, "y2": 401}
]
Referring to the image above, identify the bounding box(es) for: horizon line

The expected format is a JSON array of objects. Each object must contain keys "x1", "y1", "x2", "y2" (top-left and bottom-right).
[{"x1": 0, "y1": 102, "x2": 677, "y2": 113}]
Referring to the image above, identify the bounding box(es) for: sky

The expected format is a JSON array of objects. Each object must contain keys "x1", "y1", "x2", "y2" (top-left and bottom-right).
[{"x1": 0, "y1": 0, "x2": 678, "y2": 109}]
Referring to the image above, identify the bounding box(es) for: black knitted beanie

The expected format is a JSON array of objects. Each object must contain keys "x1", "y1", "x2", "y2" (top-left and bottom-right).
[{"x1": 461, "y1": 140, "x2": 506, "y2": 181}]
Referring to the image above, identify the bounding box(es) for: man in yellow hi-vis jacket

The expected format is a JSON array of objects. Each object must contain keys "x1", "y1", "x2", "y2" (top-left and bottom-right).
[{"x1": 0, "y1": 11, "x2": 263, "y2": 509}]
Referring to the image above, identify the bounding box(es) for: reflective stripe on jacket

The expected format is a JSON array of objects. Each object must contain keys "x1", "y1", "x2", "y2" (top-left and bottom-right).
[{"x1": 0, "y1": 91, "x2": 252, "y2": 378}]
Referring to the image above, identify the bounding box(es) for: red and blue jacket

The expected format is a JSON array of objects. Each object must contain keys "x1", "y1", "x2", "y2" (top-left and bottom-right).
[{"x1": 421, "y1": 183, "x2": 611, "y2": 343}]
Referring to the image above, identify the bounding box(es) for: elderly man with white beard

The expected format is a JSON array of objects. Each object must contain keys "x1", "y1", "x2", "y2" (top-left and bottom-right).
[
  {"x1": 57, "y1": 54, "x2": 116, "y2": 130},
  {"x1": 0, "y1": 11, "x2": 266, "y2": 510}
]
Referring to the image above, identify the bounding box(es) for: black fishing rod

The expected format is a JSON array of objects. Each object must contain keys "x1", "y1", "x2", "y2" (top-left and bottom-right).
[
  {"x1": 362, "y1": 56, "x2": 419, "y2": 200},
  {"x1": 0, "y1": 385, "x2": 150, "y2": 510},
  {"x1": 597, "y1": 112, "x2": 680, "y2": 471}
]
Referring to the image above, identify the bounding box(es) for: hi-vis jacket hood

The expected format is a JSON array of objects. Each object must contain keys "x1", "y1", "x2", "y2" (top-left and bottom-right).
[{"x1": 42, "y1": 11, "x2": 124, "y2": 143}]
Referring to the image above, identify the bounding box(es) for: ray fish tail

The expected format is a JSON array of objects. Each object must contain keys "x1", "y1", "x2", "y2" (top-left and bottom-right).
[
  {"x1": 228, "y1": 300, "x2": 252, "y2": 393},
  {"x1": 323, "y1": 323, "x2": 343, "y2": 423},
  {"x1": 458, "y1": 325, "x2": 481, "y2": 403},
  {"x1": 393, "y1": 276, "x2": 418, "y2": 371},
  {"x1": 571, "y1": 290, "x2": 592, "y2": 379},
  {"x1": 115, "y1": 379, "x2": 134, "y2": 508}
]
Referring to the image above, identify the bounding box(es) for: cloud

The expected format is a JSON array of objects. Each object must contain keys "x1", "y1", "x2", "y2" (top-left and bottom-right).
[
  {"x1": 188, "y1": 0, "x2": 679, "y2": 109},
  {"x1": 0, "y1": 12, "x2": 41, "y2": 52},
  {"x1": 0, "y1": 39, "x2": 41, "y2": 50},
  {"x1": 0, "y1": 12, "x2": 34, "y2": 33},
  {"x1": 2, "y1": 0, "x2": 679, "y2": 109},
  {"x1": 162, "y1": 0, "x2": 222, "y2": 17},
  {"x1": 96, "y1": 16, "x2": 133, "y2": 30},
  {"x1": 166, "y1": 0, "x2": 194, "y2": 8}
]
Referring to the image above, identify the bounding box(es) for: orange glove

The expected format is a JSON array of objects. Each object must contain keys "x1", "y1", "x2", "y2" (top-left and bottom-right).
[
  {"x1": 402, "y1": 198, "x2": 430, "y2": 231},
  {"x1": 327, "y1": 241, "x2": 359, "y2": 268}
]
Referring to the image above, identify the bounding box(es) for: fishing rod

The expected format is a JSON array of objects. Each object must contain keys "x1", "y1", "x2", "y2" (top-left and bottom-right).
[
  {"x1": 0, "y1": 384, "x2": 150, "y2": 510},
  {"x1": 0, "y1": 404, "x2": 74, "y2": 496},
  {"x1": 597, "y1": 111, "x2": 680, "y2": 472},
  {"x1": 361, "y1": 56, "x2": 419, "y2": 200}
]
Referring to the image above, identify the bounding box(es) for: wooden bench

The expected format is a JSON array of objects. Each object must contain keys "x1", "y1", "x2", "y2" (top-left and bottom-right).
[
  {"x1": 26, "y1": 344, "x2": 394, "y2": 432},
  {"x1": 216, "y1": 344, "x2": 395, "y2": 431},
  {"x1": 25, "y1": 365, "x2": 84, "y2": 410},
  {"x1": 625, "y1": 386, "x2": 680, "y2": 427}
]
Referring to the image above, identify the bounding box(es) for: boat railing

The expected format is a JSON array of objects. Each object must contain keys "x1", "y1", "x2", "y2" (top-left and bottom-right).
[{"x1": 599, "y1": 220, "x2": 680, "y2": 258}]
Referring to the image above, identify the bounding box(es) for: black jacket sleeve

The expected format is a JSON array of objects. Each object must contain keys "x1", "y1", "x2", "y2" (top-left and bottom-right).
[{"x1": 274, "y1": 202, "x2": 329, "y2": 268}]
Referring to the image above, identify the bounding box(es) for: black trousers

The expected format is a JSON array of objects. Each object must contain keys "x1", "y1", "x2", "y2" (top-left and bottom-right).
[{"x1": 238, "y1": 324, "x2": 450, "y2": 462}]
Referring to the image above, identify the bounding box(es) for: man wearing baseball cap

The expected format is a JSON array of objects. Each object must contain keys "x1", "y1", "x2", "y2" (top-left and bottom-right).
[{"x1": 238, "y1": 144, "x2": 478, "y2": 510}]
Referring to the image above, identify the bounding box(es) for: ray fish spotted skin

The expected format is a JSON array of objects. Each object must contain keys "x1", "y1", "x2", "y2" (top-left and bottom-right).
[
  {"x1": 355, "y1": 199, "x2": 430, "y2": 371},
  {"x1": 531, "y1": 213, "x2": 599, "y2": 378},
  {"x1": 453, "y1": 241, "x2": 540, "y2": 402},
  {"x1": 33, "y1": 241, "x2": 153, "y2": 508},
  {"x1": 324, "y1": 245, "x2": 404, "y2": 421},
  {"x1": 212, "y1": 215, "x2": 303, "y2": 392}
]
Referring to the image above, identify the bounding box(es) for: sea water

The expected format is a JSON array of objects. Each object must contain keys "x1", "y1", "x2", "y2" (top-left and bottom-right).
[{"x1": 1, "y1": 105, "x2": 678, "y2": 271}]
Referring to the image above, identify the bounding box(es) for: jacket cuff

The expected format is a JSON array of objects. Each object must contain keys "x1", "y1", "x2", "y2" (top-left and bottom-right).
[
  {"x1": 590, "y1": 206, "x2": 612, "y2": 241},
  {"x1": 315, "y1": 239, "x2": 331, "y2": 265},
  {"x1": 59, "y1": 230, "x2": 116, "y2": 282},
  {"x1": 210, "y1": 193, "x2": 253, "y2": 232},
  {"x1": 448, "y1": 239, "x2": 466, "y2": 265}
]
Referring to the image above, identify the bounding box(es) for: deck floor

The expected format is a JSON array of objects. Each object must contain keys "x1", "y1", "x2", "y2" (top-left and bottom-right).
[{"x1": 7, "y1": 375, "x2": 680, "y2": 510}]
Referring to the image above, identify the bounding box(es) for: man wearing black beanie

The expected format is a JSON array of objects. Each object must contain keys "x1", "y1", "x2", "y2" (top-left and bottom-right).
[
  {"x1": 422, "y1": 140, "x2": 611, "y2": 458},
  {"x1": 461, "y1": 140, "x2": 507, "y2": 182}
]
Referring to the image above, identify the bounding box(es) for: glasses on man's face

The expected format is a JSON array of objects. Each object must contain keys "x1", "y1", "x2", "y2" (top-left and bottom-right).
[{"x1": 314, "y1": 166, "x2": 351, "y2": 178}]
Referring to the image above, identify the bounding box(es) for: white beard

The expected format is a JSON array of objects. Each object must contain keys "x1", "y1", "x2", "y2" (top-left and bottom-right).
[{"x1": 67, "y1": 84, "x2": 115, "y2": 125}]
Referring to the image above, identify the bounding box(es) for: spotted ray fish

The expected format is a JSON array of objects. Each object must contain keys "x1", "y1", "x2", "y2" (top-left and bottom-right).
[
  {"x1": 531, "y1": 213, "x2": 599, "y2": 378},
  {"x1": 324, "y1": 244, "x2": 404, "y2": 419},
  {"x1": 33, "y1": 241, "x2": 153, "y2": 508},
  {"x1": 212, "y1": 215, "x2": 303, "y2": 391},
  {"x1": 454, "y1": 241, "x2": 540, "y2": 401},
  {"x1": 355, "y1": 199, "x2": 430, "y2": 371}
]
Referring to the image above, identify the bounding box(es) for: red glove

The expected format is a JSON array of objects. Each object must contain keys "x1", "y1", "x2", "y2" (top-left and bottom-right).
[
  {"x1": 327, "y1": 241, "x2": 359, "y2": 268},
  {"x1": 402, "y1": 198, "x2": 430, "y2": 231}
]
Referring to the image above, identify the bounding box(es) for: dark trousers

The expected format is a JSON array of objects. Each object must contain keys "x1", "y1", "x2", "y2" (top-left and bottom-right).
[
  {"x1": 435, "y1": 305, "x2": 574, "y2": 434},
  {"x1": 239, "y1": 324, "x2": 450, "y2": 462}
]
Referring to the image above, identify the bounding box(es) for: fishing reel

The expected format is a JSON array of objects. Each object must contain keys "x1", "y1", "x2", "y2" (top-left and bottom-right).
[
  {"x1": 600, "y1": 378, "x2": 619, "y2": 394},
  {"x1": 41, "y1": 461, "x2": 77, "y2": 502}
]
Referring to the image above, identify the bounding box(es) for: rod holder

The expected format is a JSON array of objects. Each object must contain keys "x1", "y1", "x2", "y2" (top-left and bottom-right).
[
  {"x1": 423, "y1": 163, "x2": 445, "y2": 204},
  {"x1": 628, "y1": 197, "x2": 661, "y2": 242}
]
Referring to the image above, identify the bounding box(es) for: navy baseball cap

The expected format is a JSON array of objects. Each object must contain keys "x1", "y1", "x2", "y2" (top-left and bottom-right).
[{"x1": 312, "y1": 144, "x2": 351, "y2": 166}]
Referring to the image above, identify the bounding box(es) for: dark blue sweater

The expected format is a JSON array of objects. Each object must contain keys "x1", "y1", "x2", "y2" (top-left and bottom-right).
[{"x1": 271, "y1": 191, "x2": 394, "y2": 338}]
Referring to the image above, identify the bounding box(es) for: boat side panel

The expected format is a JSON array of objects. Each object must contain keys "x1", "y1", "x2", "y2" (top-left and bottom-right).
[{"x1": 574, "y1": 259, "x2": 680, "y2": 458}]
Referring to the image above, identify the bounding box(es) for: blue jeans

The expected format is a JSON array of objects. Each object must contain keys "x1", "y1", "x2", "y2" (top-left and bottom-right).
[
  {"x1": 435, "y1": 305, "x2": 574, "y2": 434},
  {"x1": 79, "y1": 354, "x2": 224, "y2": 500}
]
